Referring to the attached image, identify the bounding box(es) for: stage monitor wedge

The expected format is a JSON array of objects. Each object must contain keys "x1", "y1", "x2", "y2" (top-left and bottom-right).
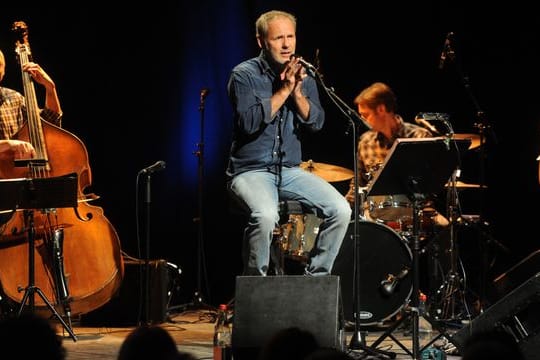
[
  {"x1": 232, "y1": 275, "x2": 343, "y2": 359},
  {"x1": 450, "y1": 272, "x2": 540, "y2": 360}
]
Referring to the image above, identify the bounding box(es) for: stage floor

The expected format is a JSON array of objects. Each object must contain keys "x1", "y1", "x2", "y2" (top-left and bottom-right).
[{"x1": 60, "y1": 310, "x2": 463, "y2": 360}]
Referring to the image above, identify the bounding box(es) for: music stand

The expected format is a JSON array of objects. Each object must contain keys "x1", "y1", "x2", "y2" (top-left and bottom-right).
[
  {"x1": 365, "y1": 137, "x2": 470, "y2": 358},
  {"x1": 0, "y1": 173, "x2": 79, "y2": 342}
]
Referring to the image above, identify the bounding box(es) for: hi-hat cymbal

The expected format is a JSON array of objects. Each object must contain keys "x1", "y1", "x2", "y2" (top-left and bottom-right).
[
  {"x1": 452, "y1": 133, "x2": 484, "y2": 150},
  {"x1": 445, "y1": 180, "x2": 487, "y2": 189},
  {"x1": 300, "y1": 160, "x2": 353, "y2": 182}
]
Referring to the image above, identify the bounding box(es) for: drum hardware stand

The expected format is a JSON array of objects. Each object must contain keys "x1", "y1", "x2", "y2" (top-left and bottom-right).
[
  {"x1": 429, "y1": 168, "x2": 469, "y2": 323},
  {"x1": 445, "y1": 34, "x2": 498, "y2": 312},
  {"x1": 0, "y1": 174, "x2": 79, "y2": 342}
]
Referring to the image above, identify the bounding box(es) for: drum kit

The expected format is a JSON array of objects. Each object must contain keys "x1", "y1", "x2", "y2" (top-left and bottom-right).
[{"x1": 272, "y1": 134, "x2": 486, "y2": 327}]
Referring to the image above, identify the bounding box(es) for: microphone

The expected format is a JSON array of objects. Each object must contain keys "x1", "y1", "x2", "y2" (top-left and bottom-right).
[
  {"x1": 199, "y1": 88, "x2": 210, "y2": 110},
  {"x1": 380, "y1": 267, "x2": 410, "y2": 296},
  {"x1": 438, "y1": 32, "x2": 454, "y2": 69},
  {"x1": 200, "y1": 88, "x2": 210, "y2": 100},
  {"x1": 414, "y1": 115, "x2": 440, "y2": 135},
  {"x1": 416, "y1": 112, "x2": 454, "y2": 136},
  {"x1": 140, "y1": 160, "x2": 166, "y2": 175},
  {"x1": 291, "y1": 54, "x2": 317, "y2": 76}
]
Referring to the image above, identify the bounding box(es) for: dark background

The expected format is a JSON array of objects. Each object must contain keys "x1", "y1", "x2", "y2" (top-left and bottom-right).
[{"x1": 1, "y1": 2, "x2": 538, "y2": 309}]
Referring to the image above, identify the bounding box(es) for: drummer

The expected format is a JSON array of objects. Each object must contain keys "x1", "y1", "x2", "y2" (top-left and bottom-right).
[{"x1": 344, "y1": 82, "x2": 448, "y2": 231}]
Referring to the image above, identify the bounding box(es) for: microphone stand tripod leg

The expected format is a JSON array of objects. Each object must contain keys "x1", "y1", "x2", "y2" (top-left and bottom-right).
[
  {"x1": 370, "y1": 199, "x2": 423, "y2": 359},
  {"x1": 348, "y1": 219, "x2": 395, "y2": 359},
  {"x1": 35, "y1": 287, "x2": 78, "y2": 341},
  {"x1": 350, "y1": 332, "x2": 396, "y2": 359},
  {"x1": 17, "y1": 210, "x2": 77, "y2": 342},
  {"x1": 17, "y1": 285, "x2": 77, "y2": 342}
]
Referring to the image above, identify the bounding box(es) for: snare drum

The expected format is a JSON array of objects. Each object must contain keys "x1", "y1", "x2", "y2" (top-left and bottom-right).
[{"x1": 366, "y1": 194, "x2": 412, "y2": 222}]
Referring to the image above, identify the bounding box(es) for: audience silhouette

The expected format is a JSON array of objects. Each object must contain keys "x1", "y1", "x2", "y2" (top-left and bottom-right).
[
  {"x1": 117, "y1": 324, "x2": 195, "y2": 360},
  {"x1": 0, "y1": 313, "x2": 66, "y2": 360},
  {"x1": 257, "y1": 326, "x2": 320, "y2": 360}
]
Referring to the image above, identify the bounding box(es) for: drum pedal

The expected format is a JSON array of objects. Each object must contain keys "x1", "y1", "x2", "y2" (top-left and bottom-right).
[{"x1": 421, "y1": 347, "x2": 447, "y2": 359}]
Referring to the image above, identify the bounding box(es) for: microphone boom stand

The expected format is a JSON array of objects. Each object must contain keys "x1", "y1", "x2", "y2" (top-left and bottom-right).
[
  {"x1": 143, "y1": 173, "x2": 151, "y2": 324},
  {"x1": 172, "y1": 88, "x2": 215, "y2": 313},
  {"x1": 136, "y1": 161, "x2": 165, "y2": 324},
  {"x1": 314, "y1": 69, "x2": 393, "y2": 359}
]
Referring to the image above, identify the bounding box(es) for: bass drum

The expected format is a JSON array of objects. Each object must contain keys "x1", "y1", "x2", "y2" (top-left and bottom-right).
[{"x1": 332, "y1": 220, "x2": 412, "y2": 326}]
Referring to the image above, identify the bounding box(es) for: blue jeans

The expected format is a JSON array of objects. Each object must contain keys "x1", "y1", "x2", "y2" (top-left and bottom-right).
[{"x1": 228, "y1": 167, "x2": 352, "y2": 276}]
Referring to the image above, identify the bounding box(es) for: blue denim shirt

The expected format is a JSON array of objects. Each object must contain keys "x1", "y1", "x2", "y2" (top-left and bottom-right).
[{"x1": 226, "y1": 52, "x2": 325, "y2": 177}]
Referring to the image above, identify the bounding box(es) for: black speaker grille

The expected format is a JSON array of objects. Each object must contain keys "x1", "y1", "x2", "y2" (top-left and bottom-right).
[{"x1": 232, "y1": 275, "x2": 342, "y2": 351}]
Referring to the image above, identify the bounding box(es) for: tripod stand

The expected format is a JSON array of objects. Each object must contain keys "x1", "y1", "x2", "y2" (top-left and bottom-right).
[
  {"x1": 430, "y1": 169, "x2": 469, "y2": 323},
  {"x1": 365, "y1": 137, "x2": 468, "y2": 359},
  {"x1": 171, "y1": 88, "x2": 215, "y2": 313},
  {"x1": 137, "y1": 160, "x2": 166, "y2": 324},
  {"x1": 18, "y1": 209, "x2": 77, "y2": 341},
  {"x1": 0, "y1": 175, "x2": 79, "y2": 342}
]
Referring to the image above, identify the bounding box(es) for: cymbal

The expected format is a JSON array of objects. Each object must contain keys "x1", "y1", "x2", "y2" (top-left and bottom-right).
[
  {"x1": 452, "y1": 133, "x2": 484, "y2": 150},
  {"x1": 445, "y1": 180, "x2": 487, "y2": 189},
  {"x1": 300, "y1": 160, "x2": 353, "y2": 182}
]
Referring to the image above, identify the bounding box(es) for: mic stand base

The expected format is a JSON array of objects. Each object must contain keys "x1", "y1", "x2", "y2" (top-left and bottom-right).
[
  {"x1": 17, "y1": 285, "x2": 78, "y2": 342},
  {"x1": 368, "y1": 312, "x2": 412, "y2": 357},
  {"x1": 349, "y1": 326, "x2": 396, "y2": 359},
  {"x1": 167, "y1": 292, "x2": 217, "y2": 316}
]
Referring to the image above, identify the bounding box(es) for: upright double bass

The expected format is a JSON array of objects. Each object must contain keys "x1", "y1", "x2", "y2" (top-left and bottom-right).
[{"x1": 0, "y1": 21, "x2": 124, "y2": 318}]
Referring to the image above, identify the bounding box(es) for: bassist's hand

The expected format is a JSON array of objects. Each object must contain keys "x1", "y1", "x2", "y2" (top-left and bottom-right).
[
  {"x1": 0, "y1": 139, "x2": 36, "y2": 161},
  {"x1": 23, "y1": 62, "x2": 55, "y2": 90}
]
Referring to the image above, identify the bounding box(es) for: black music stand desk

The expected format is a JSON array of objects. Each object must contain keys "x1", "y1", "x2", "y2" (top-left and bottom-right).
[
  {"x1": 0, "y1": 173, "x2": 78, "y2": 341},
  {"x1": 365, "y1": 137, "x2": 470, "y2": 358},
  {"x1": 367, "y1": 137, "x2": 471, "y2": 198}
]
